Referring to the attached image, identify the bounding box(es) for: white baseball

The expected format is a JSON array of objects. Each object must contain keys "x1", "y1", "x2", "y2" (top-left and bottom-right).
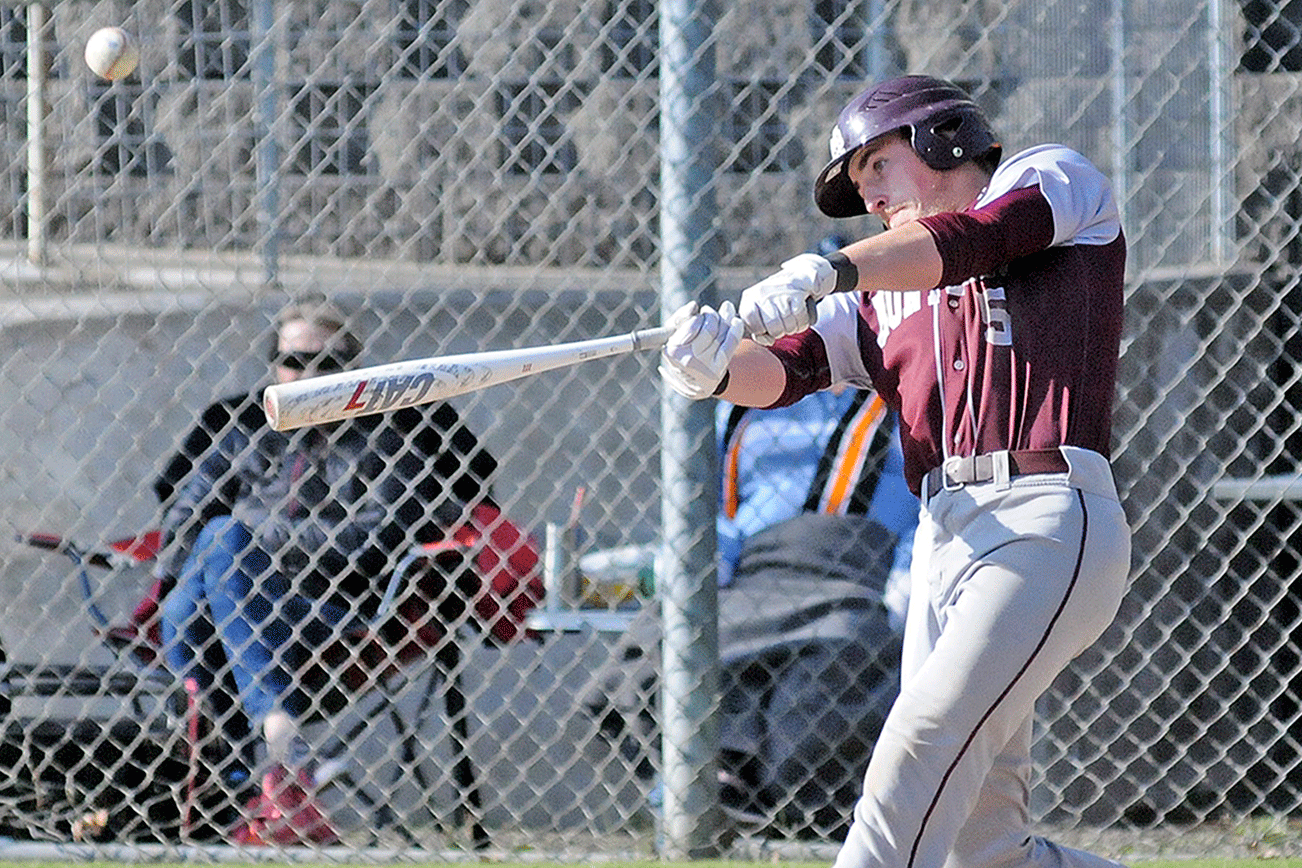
[{"x1": 84, "y1": 27, "x2": 139, "y2": 81}]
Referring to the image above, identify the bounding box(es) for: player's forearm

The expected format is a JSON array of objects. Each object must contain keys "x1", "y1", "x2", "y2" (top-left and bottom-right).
[
  {"x1": 838, "y1": 221, "x2": 945, "y2": 294},
  {"x1": 714, "y1": 341, "x2": 787, "y2": 407}
]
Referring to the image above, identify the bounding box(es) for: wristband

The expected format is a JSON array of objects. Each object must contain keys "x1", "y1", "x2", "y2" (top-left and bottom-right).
[
  {"x1": 711, "y1": 371, "x2": 731, "y2": 396},
  {"x1": 823, "y1": 251, "x2": 859, "y2": 294}
]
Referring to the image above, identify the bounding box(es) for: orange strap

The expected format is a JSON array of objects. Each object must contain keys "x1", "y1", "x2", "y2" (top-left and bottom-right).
[
  {"x1": 722, "y1": 415, "x2": 752, "y2": 520},
  {"x1": 820, "y1": 395, "x2": 887, "y2": 514}
]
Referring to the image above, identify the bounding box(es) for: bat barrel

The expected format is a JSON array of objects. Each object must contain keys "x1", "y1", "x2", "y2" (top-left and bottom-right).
[{"x1": 263, "y1": 324, "x2": 677, "y2": 431}]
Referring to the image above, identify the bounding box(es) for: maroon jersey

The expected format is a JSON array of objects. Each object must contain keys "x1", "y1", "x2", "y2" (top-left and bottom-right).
[{"x1": 769, "y1": 145, "x2": 1126, "y2": 495}]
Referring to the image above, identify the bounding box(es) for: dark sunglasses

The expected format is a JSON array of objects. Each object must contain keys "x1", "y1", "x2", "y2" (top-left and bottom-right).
[{"x1": 271, "y1": 351, "x2": 348, "y2": 372}]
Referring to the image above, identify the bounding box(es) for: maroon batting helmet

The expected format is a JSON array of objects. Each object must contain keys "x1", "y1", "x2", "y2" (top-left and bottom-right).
[{"x1": 814, "y1": 75, "x2": 1001, "y2": 218}]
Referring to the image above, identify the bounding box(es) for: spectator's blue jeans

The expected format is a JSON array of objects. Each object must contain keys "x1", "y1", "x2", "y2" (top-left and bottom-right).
[{"x1": 160, "y1": 516, "x2": 351, "y2": 732}]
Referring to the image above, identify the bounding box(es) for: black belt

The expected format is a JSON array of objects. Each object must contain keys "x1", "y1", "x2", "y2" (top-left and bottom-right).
[{"x1": 924, "y1": 448, "x2": 1070, "y2": 497}]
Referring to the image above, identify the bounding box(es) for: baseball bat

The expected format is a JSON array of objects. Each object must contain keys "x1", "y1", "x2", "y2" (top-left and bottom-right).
[{"x1": 263, "y1": 324, "x2": 675, "y2": 431}]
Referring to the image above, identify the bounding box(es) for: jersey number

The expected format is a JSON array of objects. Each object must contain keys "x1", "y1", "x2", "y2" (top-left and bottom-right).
[{"x1": 980, "y1": 286, "x2": 1013, "y2": 346}]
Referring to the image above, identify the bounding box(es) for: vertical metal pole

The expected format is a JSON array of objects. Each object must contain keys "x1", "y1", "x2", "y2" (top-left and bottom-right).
[
  {"x1": 252, "y1": 0, "x2": 281, "y2": 287},
  {"x1": 868, "y1": 0, "x2": 889, "y2": 81},
  {"x1": 659, "y1": 0, "x2": 723, "y2": 858},
  {"x1": 25, "y1": 2, "x2": 47, "y2": 267},
  {"x1": 1109, "y1": 0, "x2": 1129, "y2": 236},
  {"x1": 1208, "y1": 0, "x2": 1235, "y2": 265}
]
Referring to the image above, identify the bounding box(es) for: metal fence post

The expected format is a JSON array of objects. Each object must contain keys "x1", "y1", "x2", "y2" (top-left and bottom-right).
[
  {"x1": 1208, "y1": 0, "x2": 1237, "y2": 264},
  {"x1": 1109, "y1": 0, "x2": 1129, "y2": 234},
  {"x1": 252, "y1": 0, "x2": 281, "y2": 287},
  {"x1": 659, "y1": 0, "x2": 723, "y2": 857},
  {"x1": 25, "y1": 2, "x2": 47, "y2": 267}
]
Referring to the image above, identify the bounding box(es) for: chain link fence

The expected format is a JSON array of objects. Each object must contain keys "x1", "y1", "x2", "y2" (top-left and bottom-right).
[{"x1": 0, "y1": 0, "x2": 1301, "y2": 859}]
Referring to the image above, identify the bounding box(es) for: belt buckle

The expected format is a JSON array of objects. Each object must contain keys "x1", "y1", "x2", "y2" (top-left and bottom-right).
[{"x1": 942, "y1": 455, "x2": 970, "y2": 491}]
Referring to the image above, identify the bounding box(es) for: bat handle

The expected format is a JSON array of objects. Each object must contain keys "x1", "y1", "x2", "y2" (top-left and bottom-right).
[
  {"x1": 630, "y1": 325, "x2": 675, "y2": 351},
  {"x1": 637, "y1": 296, "x2": 816, "y2": 348}
]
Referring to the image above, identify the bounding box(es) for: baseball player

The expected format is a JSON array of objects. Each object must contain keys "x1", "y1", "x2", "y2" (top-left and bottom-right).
[{"x1": 659, "y1": 75, "x2": 1132, "y2": 868}]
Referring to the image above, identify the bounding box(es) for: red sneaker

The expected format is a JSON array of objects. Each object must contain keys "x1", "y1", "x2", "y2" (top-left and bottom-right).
[{"x1": 230, "y1": 763, "x2": 339, "y2": 846}]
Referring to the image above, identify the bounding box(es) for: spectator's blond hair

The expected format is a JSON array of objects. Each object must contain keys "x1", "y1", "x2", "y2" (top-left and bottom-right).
[{"x1": 274, "y1": 295, "x2": 362, "y2": 363}]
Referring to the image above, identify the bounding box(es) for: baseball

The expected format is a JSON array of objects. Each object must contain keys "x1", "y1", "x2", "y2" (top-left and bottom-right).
[{"x1": 84, "y1": 27, "x2": 139, "y2": 81}]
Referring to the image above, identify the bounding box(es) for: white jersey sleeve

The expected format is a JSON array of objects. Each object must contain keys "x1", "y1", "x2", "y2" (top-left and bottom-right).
[
  {"x1": 811, "y1": 292, "x2": 875, "y2": 389},
  {"x1": 977, "y1": 144, "x2": 1122, "y2": 248}
]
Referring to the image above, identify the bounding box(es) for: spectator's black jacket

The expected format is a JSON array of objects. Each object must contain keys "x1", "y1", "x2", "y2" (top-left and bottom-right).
[{"x1": 154, "y1": 391, "x2": 497, "y2": 615}]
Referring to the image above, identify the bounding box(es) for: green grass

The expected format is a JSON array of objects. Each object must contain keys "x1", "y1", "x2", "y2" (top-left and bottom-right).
[
  {"x1": 1101, "y1": 865, "x2": 1275, "y2": 868},
  {"x1": 1135, "y1": 864, "x2": 1302, "y2": 868},
  {"x1": 2, "y1": 861, "x2": 1302, "y2": 868}
]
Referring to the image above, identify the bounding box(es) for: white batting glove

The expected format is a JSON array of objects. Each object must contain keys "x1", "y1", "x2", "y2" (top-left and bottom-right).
[
  {"x1": 658, "y1": 301, "x2": 744, "y2": 400},
  {"x1": 738, "y1": 253, "x2": 838, "y2": 346}
]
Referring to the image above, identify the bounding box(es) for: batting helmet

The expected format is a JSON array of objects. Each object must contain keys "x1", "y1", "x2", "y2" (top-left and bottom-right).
[{"x1": 813, "y1": 75, "x2": 1001, "y2": 218}]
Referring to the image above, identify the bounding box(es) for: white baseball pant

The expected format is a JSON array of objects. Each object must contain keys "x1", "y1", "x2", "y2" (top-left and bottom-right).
[{"x1": 833, "y1": 446, "x2": 1131, "y2": 868}]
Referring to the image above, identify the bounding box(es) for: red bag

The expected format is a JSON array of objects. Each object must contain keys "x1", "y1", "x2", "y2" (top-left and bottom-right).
[{"x1": 466, "y1": 503, "x2": 544, "y2": 644}]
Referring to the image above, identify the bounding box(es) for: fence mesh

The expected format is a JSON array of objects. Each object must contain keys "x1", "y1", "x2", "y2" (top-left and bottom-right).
[{"x1": 1, "y1": 0, "x2": 1302, "y2": 859}]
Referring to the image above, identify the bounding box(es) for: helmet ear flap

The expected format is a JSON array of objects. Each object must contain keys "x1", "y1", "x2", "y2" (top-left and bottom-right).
[{"x1": 911, "y1": 110, "x2": 998, "y2": 171}]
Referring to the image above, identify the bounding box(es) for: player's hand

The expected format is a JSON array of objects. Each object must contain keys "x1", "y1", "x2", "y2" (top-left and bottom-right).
[
  {"x1": 659, "y1": 301, "x2": 744, "y2": 400},
  {"x1": 738, "y1": 253, "x2": 837, "y2": 346}
]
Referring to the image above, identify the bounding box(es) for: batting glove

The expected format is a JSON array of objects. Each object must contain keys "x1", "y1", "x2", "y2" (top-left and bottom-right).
[
  {"x1": 738, "y1": 253, "x2": 838, "y2": 346},
  {"x1": 659, "y1": 301, "x2": 744, "y2": 400}
]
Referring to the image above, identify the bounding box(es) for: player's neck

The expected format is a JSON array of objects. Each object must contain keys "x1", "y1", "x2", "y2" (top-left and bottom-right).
[{"x1": 936, "y1": 164, "x2": 992, "y2": 212}]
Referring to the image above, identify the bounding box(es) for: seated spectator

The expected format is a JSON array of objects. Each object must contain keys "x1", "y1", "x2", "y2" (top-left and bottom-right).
[
  {"x1": 155, "y1": 297, "x2": 499, "y2": 840},
  {"x1": 585, "y1": 386, "x2": 917, "y2": 838}
]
